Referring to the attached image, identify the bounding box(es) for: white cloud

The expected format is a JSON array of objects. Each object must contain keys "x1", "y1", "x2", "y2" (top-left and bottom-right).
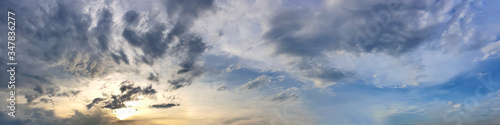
[{"x1": 481, "y1": 41, "x2": 500, "y2": 60}]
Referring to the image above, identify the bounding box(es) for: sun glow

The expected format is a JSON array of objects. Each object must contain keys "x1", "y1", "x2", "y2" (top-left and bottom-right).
[{"x1": 113, "y1": 101, "x2": 140, "y2": 120}]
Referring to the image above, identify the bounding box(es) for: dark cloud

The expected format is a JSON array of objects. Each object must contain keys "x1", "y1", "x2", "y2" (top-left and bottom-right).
[
  {"x1": 117, "y1": 0, "x2": 214, "y2": 90},
  {"x1": 149, "y1": 103, "x2": 180, "y2": 109},
  {"x1": 24, "y1": 75, "x2": 50, "y2": 84},
  {"x1": 10, "y1": 106, "x2": 112, "y2": 125},
  {"x1": 122, "y1": 29, "x2": 142, "y2": 47},
  {"x1": 39, "y1": 98, "x2": 54, "y2": 104},
  {"x1": 0, "y1": 113, "x2": 23, "y2": 125},
  {"x1": 25, "y1": 95, "x2": 40, "y2": 104},
  {"x1": 87, "y1": 81, "x2": 157, "y2": 110},
  {"x1": 0, "y1": 0, "x2": 113, "y2": 80},
  {"x1": 264, "y1": 1, "x2": 428, "y2": 57},
  {"x1": 261, "y1": 0, "x2": 433, "y2": 84},
  {"x1": 164, "y1": 0, "x2": 214, "y2": 74},
  {"x1": 121, "y1": 0, "x2": 214, "y2": 67},
  {"x1": 0, "y1": 0, "x2": 215, "y2": 102},
  {"x1": 97, "y1": 34, "x2": 109, "y2": 51},
  {"x1": 62, "y1": 110, "x2": 112, "y2": 125},
  {"x1": 164, "y1": 0, "x2": 214, "y2": 36},
  {"x1": 142, "y1": 84, "x2": 157, "y2": 95},
  {"x1": 217, "y1": 85, "x2": 227, "y2": 91},
  {"x1": 123, "y1": 10, "x2": 139, "y2": 24},
  {"x1": 175, "y1": 35, "x2": 208, "y2": 74},
  {"x1": 111, "y1": 53, "x2": 122, "y2": 64},
  {"x1": 240, "y1": 75, "x2": 271, "y2": 91},
  {"x1": 167, "y1": 67, "x2": 205, "y2": 90},
  {"x1": 118, "y1": 50, "x2": 130, "y2": 64},
  {"x1": 34, "y1": 84, "x2": 44, "y2": 94},
  {"x1": 125, "y1": 25, "x2": 169, "y2": 59},
  {"x1": 20, "y1": 1, "x2": 94, "y2": 62},
  {"x1": 110, "y1": 50, "x2": 130, "y2": 65},
  {"x1": 147, "y1": 73, "x2": 159, "y2": 82},
  {"x1": 94, "y1": 9, "x2": 114, "y2": 51},
  {"x1": 86, "y1": 98, "x2": 106, "y2": 110}
]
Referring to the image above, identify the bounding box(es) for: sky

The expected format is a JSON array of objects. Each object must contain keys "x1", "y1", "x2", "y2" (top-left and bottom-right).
[{"x1": 0, "y1": 0, "x2": 500, "y2": 125}]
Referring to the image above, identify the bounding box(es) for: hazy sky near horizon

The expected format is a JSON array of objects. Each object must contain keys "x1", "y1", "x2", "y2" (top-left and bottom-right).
[{"x1": 1, "y1": 0, "x2": 500, "y2": 124}]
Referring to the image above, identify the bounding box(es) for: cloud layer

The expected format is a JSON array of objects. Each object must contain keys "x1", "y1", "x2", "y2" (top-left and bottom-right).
[{"x1": 1, "y1": 0, "x2": 500, "y2": 124}]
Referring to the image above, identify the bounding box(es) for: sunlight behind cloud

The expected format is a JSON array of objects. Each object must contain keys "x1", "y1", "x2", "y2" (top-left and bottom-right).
[{"x1": 113, "y1": 101, "x2": 140, "y2": 120}]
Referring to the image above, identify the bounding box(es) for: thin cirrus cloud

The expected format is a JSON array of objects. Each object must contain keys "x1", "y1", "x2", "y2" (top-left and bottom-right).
[{"x1": 0, "y1": 0, "x2": 500, "y2": 125}]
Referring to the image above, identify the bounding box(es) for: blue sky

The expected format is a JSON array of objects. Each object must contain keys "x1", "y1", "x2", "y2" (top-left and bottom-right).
[{"x1": 1, "y1": 0, "x2": 500, "y2": 124}]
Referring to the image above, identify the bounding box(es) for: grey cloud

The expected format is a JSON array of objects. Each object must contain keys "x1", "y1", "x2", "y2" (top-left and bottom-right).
[
  {"x1": 111, "y1": 53, "x2": 122, "y2": 64},
  {"x1": 149, "y1": 103, "x2": 180, "y2": 109},
  {"x1": 55, "y1": 90, "x2": 81, "y2": 97},
  {"x1": 165, "y1": 0, "x2": 214, "y2": 36},
  {"x1": 121, "y1": 0, "x2": 213, "y2": 66},
  {"x1": 264, "y1": 1, "x2": 428, "y2": 57},
  {"x1": 305, "y1": 67, "x2": 354, "y2": 85},
  {"x1": 26, "y1": 85, "x2": 81, "y2": 104},
  {"x1": 39, "y1": 98, "x2": 54, "y2": 104},
  {"x1": 20, "y1": 1, "x2": 93, "y2": 62},
  {"x1": 87, "y1": 81, "x2": 157, "y2": 110},
  {"x1": 271, "y1": 87, "x2": 299, "y2": 102},
  {"x1": 86, "y1": 98, "x2": 105, "y2": 110},
  {"x1": 0, "y1": 0, "x2": 108, "y2": 88},
  {"x1": 0, "y1": 113, "x2": 23, "y2": 125},
  {"x1": 25, "y1": 95, "x2": 40, "y2": 104},
  {"x1": 175, "y1": 35, "x2": 208, "y2": 74},
  {"x1": 0, "y1": 0, "x2": 215, "y2": 95},
  {"x1": 294, "y1": 58, "x2": 354, "y2": 84},
  {"x1": 142, "y1": 84, "x2": 157, "y2": 95},
  {"x1": 6, "y1": 106, "x2": 112, "y2": 125},
  {"x1": 167, "y1": 66, "x2": 205, "y2": 90},
  {"x1": 147, "y1": 73, "x2": 159, "y2": 82},
  {"x1": 123, "y1": 25, "x2": 169, "y2": 59},
  {"x1": 0, "y1": 0, "x2": 123, "y2": 85},
  {"x1": 118, "y1": 0, "x2": 213, "y2": 89},
  {"x1": 168, "y1": 78, "x2": 189, "y2": 90},
  {"x1": 96, "y1": 34, "x2": 109, "y2": 51},
  {"x1": 61, "y1": 110, "x2": 112, "y2": 125},
  {"x1": 240, "y1": 75, "x2": 272, "y2": 91},
  {"x1": 0, "y1": 0, "x2": 212, "y2": 123},
  {"x1": 64, "y1": 53, "x2": 107, "y2": 78},
  {"x1": 122, "y1": 29, "x2": 143, "y2": 47},
  {"x1": 24, "y1": 75, "x2": 50, "y2": 84},
  {"x1": 10, "y1": 0, "x2": 112, "y2": 78},
  {"x1": 94, "y1": 9, "x2": 114, "y2": 51},
  {"x1": 119, "y1": 50, "x2": 130, "y2": 64},
  {"x1": 110, "y1": 50, "x2": 130, "y2": 65},
  {"x1": 217, "y1": 85, "x2": 227, "y2": 91},
  {"x1": 261, "y1": 1, "x2": 434, "y2": 85},
  {"x1": 34, "y1": 84, "x2": 44, "y2": 94},
  {"x1": 123, "y1": 10, "x2": 139, "y2": 24}
]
